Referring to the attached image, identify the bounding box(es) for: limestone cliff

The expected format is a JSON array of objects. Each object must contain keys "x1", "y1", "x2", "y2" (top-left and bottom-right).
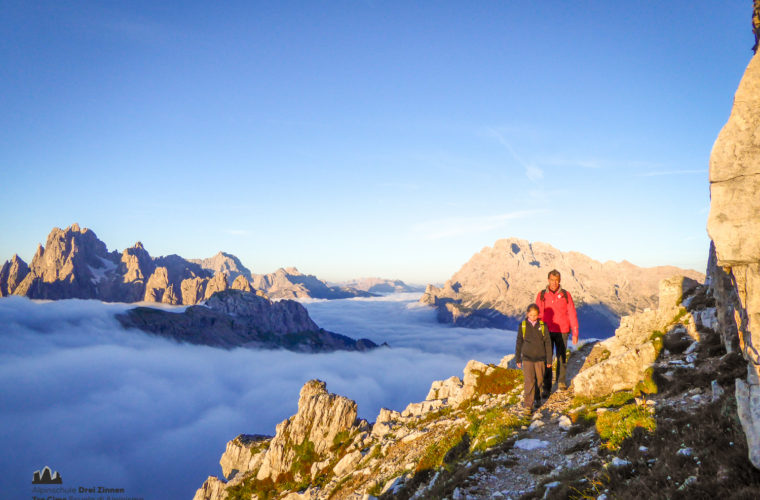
[
  {"x1": 707, "y1": 48, "x2": 760, "y2": 469},
  {"x1": 420, "y1": 237, "x2": 704, "y2": 336}
]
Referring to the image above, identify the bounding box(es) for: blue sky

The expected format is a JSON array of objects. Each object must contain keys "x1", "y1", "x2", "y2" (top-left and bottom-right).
[{"x1": 0, "y1": 1, "x2": 751, "y2": 283}]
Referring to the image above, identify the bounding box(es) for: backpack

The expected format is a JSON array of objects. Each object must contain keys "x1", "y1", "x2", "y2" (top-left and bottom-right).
[
  {"x1": 520, "y1": 320, "x2": 547, "y2": 339},
  {"x1": 540, "y1": 288, "x2": 569, "y2": 303}
]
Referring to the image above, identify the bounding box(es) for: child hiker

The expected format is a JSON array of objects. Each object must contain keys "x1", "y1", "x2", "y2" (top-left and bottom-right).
[{"x1": 515, "y1": 303, "x2": 552, "y2": 415}]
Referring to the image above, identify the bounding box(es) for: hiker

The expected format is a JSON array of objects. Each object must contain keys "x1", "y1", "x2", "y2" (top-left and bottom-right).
[
  {"x1": 537, "y1": 269, "x2": 579, "y2": 393},
  {"x1": 515, "y1": 303, "x2": 552, "y2": 414}
]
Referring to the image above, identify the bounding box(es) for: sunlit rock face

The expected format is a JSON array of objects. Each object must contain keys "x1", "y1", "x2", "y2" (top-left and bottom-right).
[
  {"x1": 420, "y1": 237, "x2": 704, "y2": 336},
  {"x1": 707, "y1": 50, "x2": 760, "y2": 469}
]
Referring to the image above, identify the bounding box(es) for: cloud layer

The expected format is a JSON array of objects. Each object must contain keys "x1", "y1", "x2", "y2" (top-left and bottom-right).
[{"x1": 0, "y1": 295, "x2": 515, "y2": 499}]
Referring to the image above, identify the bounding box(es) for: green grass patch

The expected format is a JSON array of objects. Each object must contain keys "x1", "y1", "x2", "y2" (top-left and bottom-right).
[
  {"x1": 466, "y1": 407, "x2": 523, "y2": 452},
  {"x1": 672, "y1": 307, "x2": 688, "y2": 323},
  {"x1": 596, "y1": 403, "x2": 655, "y2": 450},
  {"x1": 415, "y1": 426, "x2": 467, "y2": 472},
  {"x1": 633, "y1": 367, "x2": 658, "y2": 396}
]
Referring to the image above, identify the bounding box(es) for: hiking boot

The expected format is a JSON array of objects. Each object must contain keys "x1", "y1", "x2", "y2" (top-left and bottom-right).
[{"x1": 558, "y1": 382, "x2": 568, "y2": 391}]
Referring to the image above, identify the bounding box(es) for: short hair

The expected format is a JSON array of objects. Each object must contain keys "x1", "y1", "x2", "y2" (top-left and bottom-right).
[
  {"x1": 527, "y1": 303, "x2": 539, "y2": 313},
  {"x1": 548, "y1": 269, "x2": 561, "y2": 279}
]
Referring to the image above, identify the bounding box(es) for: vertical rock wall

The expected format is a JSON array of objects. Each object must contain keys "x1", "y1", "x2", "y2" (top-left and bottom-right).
[{"x1": 707, "y1": 51, "x2": 760, "y2": 469}]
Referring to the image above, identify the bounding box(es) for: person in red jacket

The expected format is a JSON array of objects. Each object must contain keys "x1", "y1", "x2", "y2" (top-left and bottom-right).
[{"x1": 536, "y1": 269, "x2": 579, "y2": 393}]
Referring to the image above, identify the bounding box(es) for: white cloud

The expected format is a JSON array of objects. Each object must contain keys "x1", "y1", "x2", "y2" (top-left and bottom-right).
[
  {"x1": 412, "y1": 210, "x2": 547, "y2": 240},
  {"x1": 485, "y1": 128, "x2": 545, "y2": 182},
  {"x1": 0, "y1": 295, "x2": 515, "y2": 500},
  {"x1": 525, "y1": 165, "x2": 544, "y2": 181}
]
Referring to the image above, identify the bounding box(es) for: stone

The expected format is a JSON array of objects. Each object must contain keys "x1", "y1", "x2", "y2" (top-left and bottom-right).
[
  {"x1": 219, "y1": 434, "x2": 270, "y2": 480},
  {"x1": 707, "y1": 49, "x2": 760, "y2": 469},
  {"x1": 736, "y1": 379, "x2": 760, "y2": 468},
  {"x1": 332, "y1": 450, "x2": 362, "y2": 477},
  {"x1": 558, "y1": 415, "x2": 572, "y2": 431},
  {"x1": 192, "y1": 476, "x2": 227, "y2": 500},
  {"x1": 498, "y1": 354, "x2": 518, "y2": 369},
  {"x1": 712, "y1": 380, "x2": 726, "y2": 402},
  {"x1": 426, "y1": 376, "x2": 464, "y2": 401},
  {"x1": 572, "y1": 342, "x2": 657, "y2": 398},
  {"x1": 256, "y1": 380, "x2": 361, "y2": 482}
]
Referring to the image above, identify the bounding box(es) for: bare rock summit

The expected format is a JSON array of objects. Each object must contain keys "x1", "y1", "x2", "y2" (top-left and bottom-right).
[{"x1": 421, "y1": 237, "x2": 704, "y2": 336}]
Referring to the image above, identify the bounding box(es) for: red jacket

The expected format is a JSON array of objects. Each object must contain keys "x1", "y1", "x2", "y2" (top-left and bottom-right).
[{"x1": 536, "y1": 287, "x2": 579, "y2": 341}]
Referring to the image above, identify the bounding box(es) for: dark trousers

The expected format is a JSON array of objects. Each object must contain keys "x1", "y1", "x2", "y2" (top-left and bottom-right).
[
  {"x1": 522, "y1": 360, "x2": 546, "y2": 409},
  {"x1": 544, "y1": 332, "x2": 568, "y2": 391}
]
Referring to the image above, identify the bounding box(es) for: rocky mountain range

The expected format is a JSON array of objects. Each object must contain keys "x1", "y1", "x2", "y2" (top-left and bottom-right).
[
  {"x1": 252, "y1": 267, "x2": 375, "y2": 300},
  {"x1": 195, "y1": 273, "x2": 760, "y2": 499},
  {"x1": 0, "y1": 225, "x2": 374, "y2": 304},
  {"x1": 117, "y1": 289, "x2": 379, "y2": 352},
  {"x1": 335, "y1": 278, "x2": 425, "y2": 295},
  {"x1": 420, "y1": 237, "x2": 705, "y2": 336}
]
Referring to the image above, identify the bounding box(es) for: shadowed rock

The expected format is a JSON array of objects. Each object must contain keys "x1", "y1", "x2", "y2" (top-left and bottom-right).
[{"x1": 116, "y1": 289, "x2": 379, "y2": 352}]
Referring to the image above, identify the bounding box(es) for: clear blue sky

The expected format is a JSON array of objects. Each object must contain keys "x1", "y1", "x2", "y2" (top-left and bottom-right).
[{"x1": 0, "y1": 1, "x2": 751, "y2": 283}]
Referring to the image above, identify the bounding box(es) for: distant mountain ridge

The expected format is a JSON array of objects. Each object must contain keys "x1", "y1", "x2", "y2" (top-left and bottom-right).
[
  {"x1": 0, "y1": 224, "x2": 373, "y2": 304},
  {"x1": 421, "y1": 237, "x2": 705, "y2": 336},
  {"x1": 335, "y1": 277, "x2": 425, "y2": 294}
]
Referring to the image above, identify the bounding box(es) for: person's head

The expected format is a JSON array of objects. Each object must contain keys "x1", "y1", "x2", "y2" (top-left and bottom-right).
[
  {"x1": 547, "y1": 270, "x2": 561, "y2": 292},
  {"x1": 527, "y1": 303, "x2": 539, "y2": 322}
]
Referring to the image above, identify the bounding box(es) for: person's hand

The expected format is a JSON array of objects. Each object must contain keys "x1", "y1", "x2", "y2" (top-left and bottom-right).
[
  {"x1": 546, "y1": 363, "x2": 552, "y2": 368},
  {"x1": 572, "y1": 335, "x2": 578, "y2": 346},
  {"x1": 517, "y1": 362, "x2": 522, "y2": 369}
]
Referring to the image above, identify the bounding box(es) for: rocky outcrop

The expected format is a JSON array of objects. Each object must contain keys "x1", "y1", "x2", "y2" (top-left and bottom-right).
[
  {"x1": 0, "y1": 254, "x2": 29, "y2": 296},
  {"x1": 336, "y1": 277, "x2": 425, "y2": 295},
  {"x1": 219, "y1": 434, "x2": 271, "y2": 481},
  {"x1": 707, "y1": 49, "x2": 760, "y2": 469},
  {"x1": 256, "y1": 380, "x2": 364, "y2": 482},
  {"x1": 230, "y1": 275, "x2": 252, "y2": 292},
  {"x1": 116, "y1": 289, "x2": 378, "y2": 352},
  {"x1": 420, "y1": 237, "x2": 704, "y2": 335},
  {"x1": 252, "y1": 267, "x2": 375, "y2": 300},
  {"x1": 572, "y1": 275, "x2": 703, "y2": 398},
  {"x1": 203, "y1": 272, "x2": 229, "y2": 300}
]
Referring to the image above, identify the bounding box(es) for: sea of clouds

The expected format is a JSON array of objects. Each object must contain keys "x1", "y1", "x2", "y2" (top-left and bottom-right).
[{"x1": 0, "y1": 293, "x2": 515, "y2": 500}]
